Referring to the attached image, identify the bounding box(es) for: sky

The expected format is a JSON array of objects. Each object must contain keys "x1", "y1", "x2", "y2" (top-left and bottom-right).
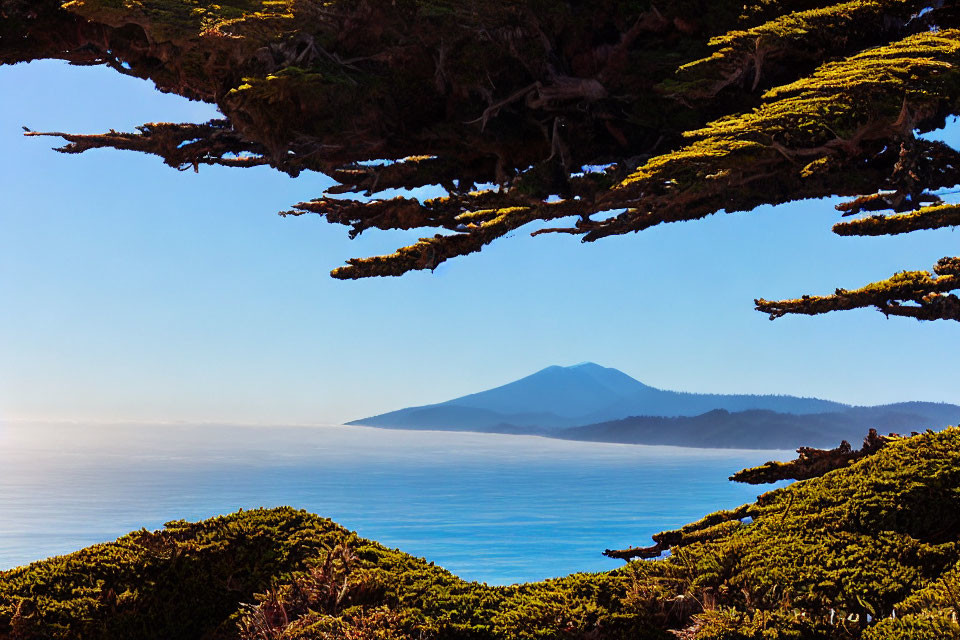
[{"x1": 2, "y1": 60, "x2": 960, "y2": 426}]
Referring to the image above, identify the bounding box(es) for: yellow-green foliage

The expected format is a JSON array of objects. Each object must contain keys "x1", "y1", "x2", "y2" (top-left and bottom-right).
[
  {"x1": 756, "y1": 257, "x2": 960, "y2": 319},
  {"x1": 63, "y1": 0, "x2": 296, "y2": 40},
  {"x1": 10, "y1": 0, "x2": 960, "y2": 297},
  {"x1": 7, "y1": 429, "x2": 960, "y2": 639},
  {"x1": 587, "y1": 29, "x2": 960, "y2": 251},
  {"x1": 658, "y1": 428, "x2": 960, "y2": 638},
  {"x1": 861, "y1": 611, "x2": 960, "y2": 640},
  {"x1": 0, "y1": 508, "x2": 666, "y2": 640},
  {"x1": 834, "y1": 203, "x2": 960, "y2": 236},
  {"x1": 0, "y1": 509, "x2": 349, "y2": 639},
  {"x1": 636, "y1": 29, "x2": 960, "y2": 184},
  {"x1": 670, "y1": 0, "x2": 935, "y2": 99}
]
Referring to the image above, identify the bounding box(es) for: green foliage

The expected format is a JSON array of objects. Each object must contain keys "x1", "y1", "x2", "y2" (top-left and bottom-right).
[
  {"x1": 655, "y1": 427, "x2": 960, "y2": 638},
  {"x1": 669, "y1": 0, "x2": 937, "y2": 101},
  {"x1": 0, "y1": 508, "x2": 349, "y2": 639},
  {"x1": 757, "y1": 257, "x2": 960, "y2": 321},
  {"x1": 7, "y1": 429, "x2": 960, "y2": 639},
  {"x1": 10, "y1": 0, "x2": 960, "y2": 314},
  {"x1": 0, "y1": 508, "x2": 666, "y2": 640},
  {"x1": 862, "y1": 614, "x2": 960, "y2": 640}
]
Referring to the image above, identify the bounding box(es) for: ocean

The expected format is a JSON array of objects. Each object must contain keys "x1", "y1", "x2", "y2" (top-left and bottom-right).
[{"x1": 0, "y1": 422, "x2": 788, "y2": 585}]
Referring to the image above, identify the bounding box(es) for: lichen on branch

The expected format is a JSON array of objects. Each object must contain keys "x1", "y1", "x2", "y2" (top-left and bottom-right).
[{"x1": 756, "y1": 257, "x2": 960, "y2": 321}]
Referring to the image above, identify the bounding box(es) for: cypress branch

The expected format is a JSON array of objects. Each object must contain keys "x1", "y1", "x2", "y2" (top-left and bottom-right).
[{"x1": 6, "y1": 0, "x2": 960, "y2": 318}]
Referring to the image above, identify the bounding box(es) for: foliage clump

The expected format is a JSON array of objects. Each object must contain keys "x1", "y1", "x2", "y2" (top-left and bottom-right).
[
  {"x1": 0, "y1": 507, "x2": 668, "y2": 640},
  {"x1": 6, "y1": 428, "x2": 960, "y2": 639},
  {"x1": 4, "y1": 0, "x2": 960, "y2": 319}
]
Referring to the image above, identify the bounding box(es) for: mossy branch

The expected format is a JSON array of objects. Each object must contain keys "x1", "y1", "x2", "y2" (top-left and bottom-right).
[
  {"x1": 756, "y1": 257, "x2": 960, "y2": 320},
  {"x1": 834, "y1": 203, "x2": 960, "y2": 236}
]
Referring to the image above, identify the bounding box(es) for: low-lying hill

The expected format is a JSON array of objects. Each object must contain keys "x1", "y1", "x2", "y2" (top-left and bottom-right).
[
  {"x1": 555, "y1": 404, "x2": 960, "y2": 449},
  {"x1": 5, "y1": 428, "x2": 960, "y2": 639}
]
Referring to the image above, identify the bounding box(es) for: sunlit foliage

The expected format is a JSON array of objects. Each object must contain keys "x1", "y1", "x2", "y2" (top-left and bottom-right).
[
  {"x1": 5, "y1": 428, "x2": 960, "y2": 639},
  {"x1": 3, "y1": 0, "x2": 960, "y2": 319}
]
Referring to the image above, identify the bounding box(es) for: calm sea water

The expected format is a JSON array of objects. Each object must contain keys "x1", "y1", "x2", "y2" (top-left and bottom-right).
[{"x1": 0, "y1": 422, "x2": 788, "y2": 585}]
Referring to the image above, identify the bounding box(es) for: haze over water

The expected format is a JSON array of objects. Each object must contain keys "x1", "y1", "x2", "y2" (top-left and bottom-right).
[{"x1": 0, "y1": 422, "x2": 786, "y2": 584}]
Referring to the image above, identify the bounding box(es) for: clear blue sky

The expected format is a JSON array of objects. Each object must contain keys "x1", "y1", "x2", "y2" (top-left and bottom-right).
[{"x1": 2, "y1": 60, "x2": 960, "y2": 425}]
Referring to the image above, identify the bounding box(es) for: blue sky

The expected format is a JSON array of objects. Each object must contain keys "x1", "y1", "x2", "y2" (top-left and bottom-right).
[{"x1": 2, "y1": 60, "x2": 960, "y2": 425}]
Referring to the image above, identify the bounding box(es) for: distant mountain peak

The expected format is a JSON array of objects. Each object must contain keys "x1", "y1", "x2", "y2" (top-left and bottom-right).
[
  {"x1": 349, "y1": 362, "x2": 854, "y2": 431},
  {"x1": 348, "y1": 363, "x2": 960, "y2": 449},
  {"x1": 562, "y1": 361, "x2": 627, "y2": 373}
]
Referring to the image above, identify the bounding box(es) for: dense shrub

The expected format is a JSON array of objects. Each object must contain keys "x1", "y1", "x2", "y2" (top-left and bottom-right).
[{"x1": 6, "y1": 429, "x2": 960, "y2": 639}]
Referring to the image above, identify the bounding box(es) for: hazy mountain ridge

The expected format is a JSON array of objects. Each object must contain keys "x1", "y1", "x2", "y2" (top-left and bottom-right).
[
  {"x1": 350, "y1": 404, "x2": 569, "y2": 430},
  {"x1": 348, "y1": 363, "x2": 960, "y2": 449},
  {"x1": 554, "y1": 405, "x2": 960, "y2": 450}
]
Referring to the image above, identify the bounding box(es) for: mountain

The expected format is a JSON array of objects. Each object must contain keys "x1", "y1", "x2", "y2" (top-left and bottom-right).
[
  {"x1": 349, "y1": 362, "x2": 850, "y2": 431},
  {"x1": 443, "y1": 362, "x2": 647, "y2": 417},
  {"x1": 348, "y1": 363, "x2": 960, "y2": 449},
  {"x1": 352, "y1": 363, "x2": 647, "y2": 430}
]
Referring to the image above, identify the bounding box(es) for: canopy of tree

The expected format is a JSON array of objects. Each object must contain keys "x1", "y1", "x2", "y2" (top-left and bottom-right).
[{"x1": 3, "y1": 0, "x2": 960, "y2": 320}]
